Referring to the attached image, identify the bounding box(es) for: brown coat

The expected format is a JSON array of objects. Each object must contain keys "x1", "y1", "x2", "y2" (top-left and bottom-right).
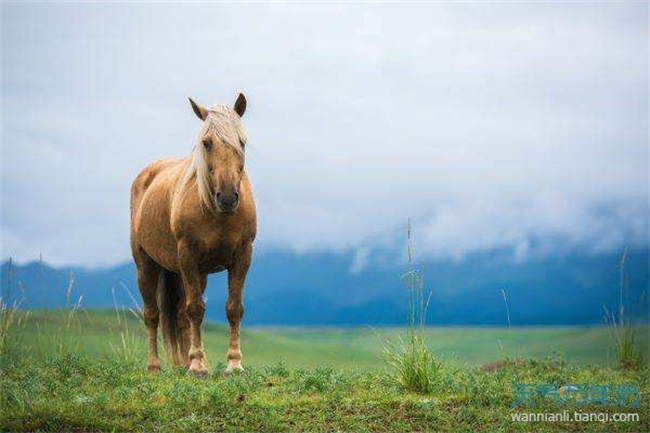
[{"x1": 130, "y1": 94, "x2": 255, "y2": 377}]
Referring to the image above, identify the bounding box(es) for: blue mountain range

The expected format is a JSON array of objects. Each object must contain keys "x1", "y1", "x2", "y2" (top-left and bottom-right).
[{"x1": 1, "y1": 248, "x2": 648, "y2": 326}]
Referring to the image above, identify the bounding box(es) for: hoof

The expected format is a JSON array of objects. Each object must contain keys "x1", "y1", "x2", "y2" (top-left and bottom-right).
[
  {"x1": 147, "y1": 364, "x2": 161, "y2": 373},
  {"x1": 224, "y1": 365, "x2": 245, "y2": 377},
  {"x1": 187, "y1": 368, "x2": 209, "y2": 379}
]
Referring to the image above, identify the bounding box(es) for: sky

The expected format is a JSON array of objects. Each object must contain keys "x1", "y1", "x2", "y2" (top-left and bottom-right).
[{"x1": 1, "y1": 2, "x2": 648, "y2": 268}]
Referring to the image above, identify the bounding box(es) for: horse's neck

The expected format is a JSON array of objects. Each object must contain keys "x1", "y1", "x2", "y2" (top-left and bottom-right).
[{"x1": 168, "y1": 157, "x2": 196, "y2": 202}]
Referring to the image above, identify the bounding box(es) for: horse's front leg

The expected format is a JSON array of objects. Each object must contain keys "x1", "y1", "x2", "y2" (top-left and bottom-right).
[
  {"x1": 225, "y1": 242, "x2": 252, "y2": 376},
  {"x1": 177, "y1": 238, "x2": 209, "y2": 378}
]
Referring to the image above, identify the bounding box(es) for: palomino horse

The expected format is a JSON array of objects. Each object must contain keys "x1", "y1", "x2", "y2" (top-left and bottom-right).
[{"x1": 130, "y1": 94, "x2": 256, "y2": 377}]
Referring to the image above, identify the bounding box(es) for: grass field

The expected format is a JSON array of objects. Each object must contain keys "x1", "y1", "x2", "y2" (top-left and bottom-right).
[
  {"x1": 10, "y1": 310, "x2": 649, "y2": 369},
  {"x1": 2, "y1": 310, "x2": 649, "y2": 432}
]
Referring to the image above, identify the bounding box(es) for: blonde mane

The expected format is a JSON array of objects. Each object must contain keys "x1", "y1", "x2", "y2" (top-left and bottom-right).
[{"x1": 182, "y1": 105, "x2": 247, "y2": 213}]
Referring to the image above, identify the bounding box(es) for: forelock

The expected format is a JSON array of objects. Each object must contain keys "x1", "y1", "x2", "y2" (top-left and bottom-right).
[{"x1": 200, "y1": 105, "x2": 247, "y2": 154}]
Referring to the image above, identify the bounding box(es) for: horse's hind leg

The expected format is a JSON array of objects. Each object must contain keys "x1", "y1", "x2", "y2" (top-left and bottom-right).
[
  {"x1": 133, "y1": 248, "x2": 162, "y2": 373},
  {"x1": 225, "y1": 242, "x2": 252, "y2": 376}
]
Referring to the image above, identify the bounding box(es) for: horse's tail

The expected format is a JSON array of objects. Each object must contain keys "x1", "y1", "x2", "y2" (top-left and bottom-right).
[{"x1": 157, "y1": 270, "x2": 190, "y2": 367}]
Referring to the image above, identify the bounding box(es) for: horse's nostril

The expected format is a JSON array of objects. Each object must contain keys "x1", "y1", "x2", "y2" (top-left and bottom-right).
[{"x1": 216, "y1": 191, "x2": 239, "y2": 210}]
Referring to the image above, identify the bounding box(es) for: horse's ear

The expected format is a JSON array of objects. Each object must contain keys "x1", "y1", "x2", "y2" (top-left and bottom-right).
[
  {"x1": 234, "y1": 93, "x2": 247, "y2": 117},
  {"x1": 188, "y1": 97, "x2": 209, "y2": 121}
]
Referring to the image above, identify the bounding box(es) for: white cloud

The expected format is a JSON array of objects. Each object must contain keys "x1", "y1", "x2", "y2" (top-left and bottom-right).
[
  {"x1": 1, "y1": 2, "x2": 647, "y2": 266},
  {"x1": 349, "y1": 247, "x2": 371, "y2": 275},
  {"x1": 414, "y1": 193, "x2": 648, "y2": 262}
]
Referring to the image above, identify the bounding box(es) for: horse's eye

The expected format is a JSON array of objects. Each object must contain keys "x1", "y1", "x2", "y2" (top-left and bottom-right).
[
  {"x1": 239, "y1": 139, "x2": 246, "y2": 149},
  {"x1": 238, "y1": 165, "x2": 244, "y2": 174},
  {"x1": 203, "y1": 139, "x2": 212, "y2": 150}
]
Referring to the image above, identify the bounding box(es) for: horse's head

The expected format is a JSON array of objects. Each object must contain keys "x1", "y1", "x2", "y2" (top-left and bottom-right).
[{"x1": 188, "y1": 94, "x2": 247, "y2": 214}]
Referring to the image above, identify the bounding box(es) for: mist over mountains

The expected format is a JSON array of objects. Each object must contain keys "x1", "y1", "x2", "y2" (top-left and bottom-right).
[{"x1": 2, "y1": 246, "x2": 648, "y2": 326}]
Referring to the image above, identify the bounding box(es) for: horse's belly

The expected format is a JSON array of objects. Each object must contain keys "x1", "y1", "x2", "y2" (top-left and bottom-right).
[
  {"x1": 135, "y1": 189, "x2": 180, "y2": 272},
  {"x1": 140, "y1": 232, "x2": 179, "y2": 273},
  {"x1": 203, "y1": 263, "x2": 227, "y2": 274}
]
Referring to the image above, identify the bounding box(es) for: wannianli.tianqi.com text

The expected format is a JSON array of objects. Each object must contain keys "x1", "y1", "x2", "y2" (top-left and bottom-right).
[{"x1": 511, "y1": 411, "x2": 640, "y2": 423}]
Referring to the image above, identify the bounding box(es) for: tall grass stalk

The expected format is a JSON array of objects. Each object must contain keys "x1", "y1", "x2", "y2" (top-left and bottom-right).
[
  {"x1": 501, "y1": 288, "x2": 512, "y2": 329},
  {"x1": 0, "y1": 298, "x2": 29, "y2": 359},
  {"x1": 495, "y1": 288, "x2": 511, "y2": 355},
  {"x1": 383, "y1": 220, "x2": 441, "y2": 394},
  {"x1": 54, "y1": 271, "x2": 85, "y2": 354},
  {"x1": 109, "y1": 284, "x2": 143, "y2": 364},
  {"x1": 1, "y1": 259, "x2": 29, "y2": 359},
  {"x1": 22, "y1": 266, "x2": 88, "y2": 356},
  {"x1": 603, "y1": 247, "x2": 644, "y2": 369}
]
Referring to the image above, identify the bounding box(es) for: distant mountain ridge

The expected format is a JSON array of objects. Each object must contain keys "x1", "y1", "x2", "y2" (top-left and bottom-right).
[{"x1": 1, "y1": 248, "x2": 648, "y2": 326}]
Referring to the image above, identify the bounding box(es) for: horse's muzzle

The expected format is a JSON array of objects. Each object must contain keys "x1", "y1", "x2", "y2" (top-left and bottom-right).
[{"x1": 216, "y1": 191, "x2": 240, "y2": 213}]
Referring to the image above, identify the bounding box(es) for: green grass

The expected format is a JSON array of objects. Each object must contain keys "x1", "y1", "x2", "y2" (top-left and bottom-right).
[
  {"x1": 2, "y1": 310, "x2": 648, "y2": 432},
  {"x1": 2, "y1": 350, "x2": 648, "y2": 432},
  {"x1": 603, "y1": 247, "x2": 646, "y2": 370},
  {"x1": 383, "y1": 230, "x2": 442, "y2": 395},
  {"x1": 11, "y1": 310, "x2": 649, "y2": 369}
]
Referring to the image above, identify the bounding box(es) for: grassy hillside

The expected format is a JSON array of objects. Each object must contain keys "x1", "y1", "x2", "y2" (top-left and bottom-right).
[
  {"x1": 8, "y1": 310, "x2": 650, "y2": 369},
  {"x1": 1, "y1": 353, "x2": 647, "y2": 433},
  {"x1": 2, "y1": 310, "x2": 648, "y2": 432}
]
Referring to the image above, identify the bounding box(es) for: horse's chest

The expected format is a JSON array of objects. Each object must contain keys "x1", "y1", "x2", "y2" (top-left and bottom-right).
[{"x1": 196, "y1": 234, "x2": 240, "y2": 273}]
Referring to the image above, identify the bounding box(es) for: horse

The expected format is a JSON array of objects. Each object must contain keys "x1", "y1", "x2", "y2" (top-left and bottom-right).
[{"x1": 130, "y1": 93, "x2": 256, "y2": 377}]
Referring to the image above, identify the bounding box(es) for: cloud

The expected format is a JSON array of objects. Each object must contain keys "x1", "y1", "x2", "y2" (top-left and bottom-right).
[
  {"x1": 415, "y1": 193, "x2": 648, "y2": 262},
  {"x1": 1, "y1": 2, "x2": 647, "y2": 266},
  {"x1": 349, "y1": 247, "x2": 371, "y2": 275}
]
